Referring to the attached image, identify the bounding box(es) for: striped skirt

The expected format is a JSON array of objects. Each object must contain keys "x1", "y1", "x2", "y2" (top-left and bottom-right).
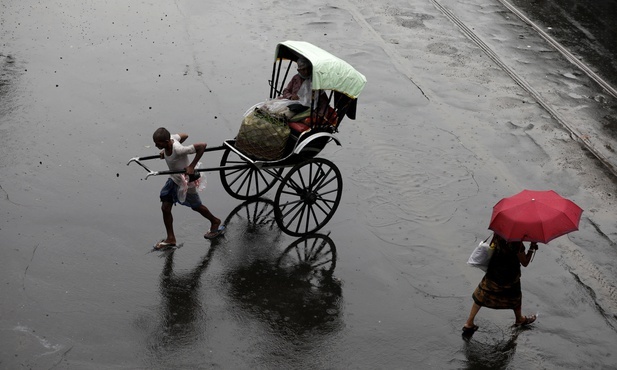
[{"x1": 472, "y1": 275, "x2": 522, "y2": 310}]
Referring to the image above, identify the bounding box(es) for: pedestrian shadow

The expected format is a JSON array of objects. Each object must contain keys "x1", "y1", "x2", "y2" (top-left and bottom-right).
[
  {"x1": 146, "y1": 241, "x2": 220, "y2": 356},
  {"x1": 462, "y1": 326, "x2": 523, "y2": 370}
]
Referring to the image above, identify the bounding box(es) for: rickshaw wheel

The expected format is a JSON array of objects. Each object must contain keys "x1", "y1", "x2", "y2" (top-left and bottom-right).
[
  {"x1": 219, "y1": 148, "x2": 283, "y2": 200},
  {"x1": 274, "y1": 158, "x2": 342, "y2": 236},
  {"x1": 276, "y1": 233, "x2": 337, "y2": 285}
]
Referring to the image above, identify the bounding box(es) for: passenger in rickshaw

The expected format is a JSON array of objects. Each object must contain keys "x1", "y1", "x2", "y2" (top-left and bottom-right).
[
  {"x1": 281, "y1": 58, "x2": 314, "y2": 103},
  {"x1": 280, "y1": 57, "x2": 336, "y2": 133}
]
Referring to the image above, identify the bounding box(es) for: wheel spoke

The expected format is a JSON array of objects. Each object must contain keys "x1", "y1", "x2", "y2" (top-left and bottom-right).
[
  {"x1": 293, "y1": 244, "x2": 303, "y2": 262},
  {"x1": 307, "y1": 204, "x2": 320, "y2": 232},
  {"x1": 245, "y1": 169, "x2": 256, "y2": 197},
  {"x1": 254, "y1": 169, "x2": 268, "y2": 185},
  {"x1": 236, "y1": 169, "x2": 252, "y2": 196},
  {"x1": 313, "y1": 199, "x2": 336, "y2": 213},
  {"x1": 252, "y1": 200, "x2": 276, "y2": 227},
  {"x1": 308, "y1": 246, "x2": 333, "y2": 269},
  {"x1": 293, "y1": 171, "x2": 308, "y2": 189},
  {"x1": 280, "y1": 201, "x2": 305, "y2": 230},
  {"x1": 279, "y1": 189, "x2": 301, "y2": 196},
  {"x1": 316, "y1": 188, "x2": 339, "y2": 197},
  {"x1": 309, "y1": 165, "x2": 326, "y2": 189},
  {"x1": 308, "y1": 237, "x2": 322, "y2": 256},
  {"x1": 279, "y1": 198, "x2": 304, "y2": 217},
  {"x1": 288, "y1": 204, "x2": 308, "y2": 234},
  {"x1": 311, "y1": 258, "x2": 333, "y2": 270},
  {"x1": 313, "y1": 171, "x2": 336, "y2": 192},
  {"x1": 226, "y1": 167, "x2": 249, "y2": 186}
]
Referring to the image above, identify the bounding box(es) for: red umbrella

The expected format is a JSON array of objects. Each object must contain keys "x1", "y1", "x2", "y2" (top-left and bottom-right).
[{"x1": 489, "y1": 189, "x2": 583, "y2": 243}]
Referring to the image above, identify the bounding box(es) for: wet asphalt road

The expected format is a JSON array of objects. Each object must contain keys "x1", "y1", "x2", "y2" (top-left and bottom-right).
[{"x1": 1, "y1": 0, "x2": 617, "y2": 368}]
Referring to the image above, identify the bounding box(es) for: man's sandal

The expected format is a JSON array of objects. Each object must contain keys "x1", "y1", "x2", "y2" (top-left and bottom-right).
[
  {"x1": 204, "y1": 225, "x2": 226, "y2": 240},
  {"x1": 154, "y1": 240, "x2": 176, "y2": 250}
]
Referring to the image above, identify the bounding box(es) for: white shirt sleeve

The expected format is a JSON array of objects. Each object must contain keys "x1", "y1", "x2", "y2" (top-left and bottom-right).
[{"x1": 165, "y1": 134, "x2": 197, "y2": 184}]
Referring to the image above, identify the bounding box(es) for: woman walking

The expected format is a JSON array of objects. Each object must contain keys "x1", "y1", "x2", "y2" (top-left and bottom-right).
[{"x1": 463, "y1": 234, "x2": 538, "y2": 337}]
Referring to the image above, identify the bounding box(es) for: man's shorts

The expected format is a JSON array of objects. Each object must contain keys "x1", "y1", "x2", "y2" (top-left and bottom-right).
[{"x1": 160, "y1": 178, "x2": 202, "y2": 209}]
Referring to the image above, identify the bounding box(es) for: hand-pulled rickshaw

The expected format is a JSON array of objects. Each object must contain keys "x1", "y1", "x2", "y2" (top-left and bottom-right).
[{"x1": 128, "y1": 40, "x2": 367, "y2": 236}]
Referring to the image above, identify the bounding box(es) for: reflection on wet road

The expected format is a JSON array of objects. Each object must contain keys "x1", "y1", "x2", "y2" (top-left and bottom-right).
[
  {"x1": 146, "y1": 247, "x2": 214, "y2": 361},
  {"x1": 139, "y1": 199, "x2": 343, "y2": 368}
]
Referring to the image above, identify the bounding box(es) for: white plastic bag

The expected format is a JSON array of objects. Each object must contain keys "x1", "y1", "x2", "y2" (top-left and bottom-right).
[
  {"x1": 176, "y1": 162, "x2": 206, "y2": 203},
  {"x1": 467, "y1": 236, "x2": 494, "y2": 272},
  {"x1": 244, "y1": 99, "x2": 296, "y2": 120},
  {"x1": 297, "y1": 79, "x2": 312, "y2": 107}
]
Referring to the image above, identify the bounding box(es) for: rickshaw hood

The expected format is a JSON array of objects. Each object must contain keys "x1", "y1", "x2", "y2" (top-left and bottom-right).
[{"x1": 276, "y1": 40, "x2": 367, "y2": 99}]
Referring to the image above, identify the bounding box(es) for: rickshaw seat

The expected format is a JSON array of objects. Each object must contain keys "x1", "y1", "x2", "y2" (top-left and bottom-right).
[
  {"x1": 289, "y1": 121, "x2": 311, "y2": 133},
  {"x1": 288, "y1": 106, "x2": 338, "y2": 135}
]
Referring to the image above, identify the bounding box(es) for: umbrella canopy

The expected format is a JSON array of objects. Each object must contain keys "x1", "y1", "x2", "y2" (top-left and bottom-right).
[{"x1": 489, "y1": 189, "x2": 583, "y2": 243}]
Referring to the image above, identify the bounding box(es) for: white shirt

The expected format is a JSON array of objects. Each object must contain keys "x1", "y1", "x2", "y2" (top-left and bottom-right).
[{"x1": 164, "y1": 134, "x2": 196, "y2": 185}]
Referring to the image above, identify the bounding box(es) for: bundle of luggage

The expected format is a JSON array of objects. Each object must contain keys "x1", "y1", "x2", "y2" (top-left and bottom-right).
[
  {"x1": 235, "y1": 100, "x2": 309, "y2": 160},
  {"x1": 235, "y1": 107, "x2": 290, "y2": 160}
]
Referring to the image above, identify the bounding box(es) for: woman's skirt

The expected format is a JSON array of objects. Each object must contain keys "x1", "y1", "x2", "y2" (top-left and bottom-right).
[{"x1": 472, "y1": 276, "x2": 522, "y2": 309}]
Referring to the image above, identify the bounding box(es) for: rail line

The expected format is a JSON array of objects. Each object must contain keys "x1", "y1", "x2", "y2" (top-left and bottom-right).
[
  {"x1": 429, "y1": 0, "x2": 617, "y2": 178},
  {"x1": 496, "y1": 0, "x2": 617, "y2": 100}
]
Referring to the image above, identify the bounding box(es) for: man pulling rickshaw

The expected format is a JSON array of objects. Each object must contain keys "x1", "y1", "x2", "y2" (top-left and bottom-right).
[{"x1": 128, "y1": 41, "x2": 366, "y2": 238}]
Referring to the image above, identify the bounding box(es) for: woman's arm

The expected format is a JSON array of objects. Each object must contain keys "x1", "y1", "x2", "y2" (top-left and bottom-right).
[{"x1": 518, "y1": 242, "x2": 537, "y2": 267}]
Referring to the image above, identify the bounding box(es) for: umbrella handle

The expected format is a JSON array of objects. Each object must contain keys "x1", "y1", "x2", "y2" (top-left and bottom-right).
[
  {"x1": 529, "y1": 241, "x2": 539, "y2": 264},
  {"x1": 529, "y1": 249, "x2": 536, "y2": 264}
]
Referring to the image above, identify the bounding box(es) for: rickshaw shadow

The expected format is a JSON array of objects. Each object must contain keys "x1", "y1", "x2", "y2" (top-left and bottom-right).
[
  {"x1": 225, "y1": 257, "x2": 343, "y2": 335},
  {"x1": 223, "y1": 197, "x2": 338, "y2": 280},
  {"x1": 222, "y1": 197, "x2": 342, "y2": 335},
  {"x1": 223, "y1": 197, "x2": 282, "y2": 242}
]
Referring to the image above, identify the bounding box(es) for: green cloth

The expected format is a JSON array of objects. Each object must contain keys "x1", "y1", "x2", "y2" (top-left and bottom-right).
[{"x1": 290, "y1": 108, "x2": 310, "y2": 122}]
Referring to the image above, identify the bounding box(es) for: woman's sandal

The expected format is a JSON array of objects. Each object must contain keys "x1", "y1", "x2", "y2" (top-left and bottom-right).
[
  {"x1": 462, "y1": 325, "x2": 479, "y2": 338},
  {"x1": 514, "y1": 315, "x2": 537, "y2": 327}
]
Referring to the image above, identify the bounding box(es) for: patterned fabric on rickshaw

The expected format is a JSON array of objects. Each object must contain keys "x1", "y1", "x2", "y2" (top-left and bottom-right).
[{"x1": 289, "y1": 106, "x2": 338, "y2": 134}]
